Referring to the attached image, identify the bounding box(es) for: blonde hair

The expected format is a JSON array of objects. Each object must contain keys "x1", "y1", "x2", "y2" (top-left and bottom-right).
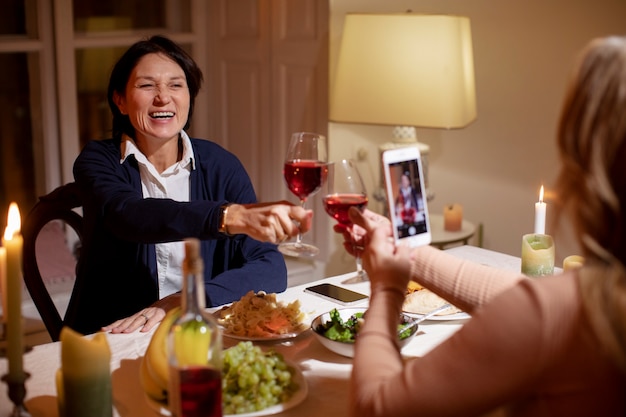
[{"x1": 555, "y1": 35, "x2": 626, "y2": 372}]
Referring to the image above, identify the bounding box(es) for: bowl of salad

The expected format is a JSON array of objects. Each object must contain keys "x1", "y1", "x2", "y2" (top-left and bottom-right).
[{"x1": 310, "y1": 307, "x2": 419, "y2": 358}]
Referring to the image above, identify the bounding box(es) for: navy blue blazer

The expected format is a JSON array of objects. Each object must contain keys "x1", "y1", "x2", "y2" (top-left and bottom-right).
[{"x1": 67, "y1": 136, "x2": 287, "y2": 334}]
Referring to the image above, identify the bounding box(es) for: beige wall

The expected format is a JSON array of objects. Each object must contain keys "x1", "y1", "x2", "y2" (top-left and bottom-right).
[{"x1": 323, "y1": 0, "x2": 626, "y2": 277}]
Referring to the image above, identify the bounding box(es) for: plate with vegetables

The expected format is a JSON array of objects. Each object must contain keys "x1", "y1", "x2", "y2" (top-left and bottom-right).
[
  {"x1": 146, "y1": 341, "x2": 307, "y2": 417},
  {"x1": 310, "y1": 307, "x2": 419, "y2": 358}
]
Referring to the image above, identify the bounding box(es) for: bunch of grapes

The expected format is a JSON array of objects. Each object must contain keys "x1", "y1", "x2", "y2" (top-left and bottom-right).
[{"x1": 222, "y1": 341, "x2": 297, "y2": 414}]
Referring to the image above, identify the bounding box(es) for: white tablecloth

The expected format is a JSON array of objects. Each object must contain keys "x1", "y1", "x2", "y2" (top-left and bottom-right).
[{"x1": 0, "y1": 246, "x2": 523, "y2": 417}]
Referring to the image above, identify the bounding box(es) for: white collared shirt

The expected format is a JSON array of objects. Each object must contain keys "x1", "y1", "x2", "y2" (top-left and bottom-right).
[{"x1": 120, "y1": 131, "x2": 195, "y2": 298}]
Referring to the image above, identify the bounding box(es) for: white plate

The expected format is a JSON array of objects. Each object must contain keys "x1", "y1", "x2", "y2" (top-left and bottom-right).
[
  {"x1": 146, "y1": 360, "x2": 308, "y2": 417},
  {"x1": 402, "y1": 289, "x2": 470, "y2": 321},
  {"x1": 212, "y1": 305, "x2": 309, "y2": 342},
  {"x1": 403, "y1": 311, "x2": 471, "y2": 321},
  {"x1": 221, "y1": 327, "x2": 309, "y2": 342}
]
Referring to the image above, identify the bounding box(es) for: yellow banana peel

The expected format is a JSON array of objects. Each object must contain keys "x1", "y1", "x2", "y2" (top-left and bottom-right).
[
  {"x1": 143, "y1": 307, "x2": 181, "y2": 394},
  {"x1": 140, "y1": 354, "x2": 167, "y2": 401},
  {"x1": 171, "y1": 320, "x2": 213, "y2": 365}
]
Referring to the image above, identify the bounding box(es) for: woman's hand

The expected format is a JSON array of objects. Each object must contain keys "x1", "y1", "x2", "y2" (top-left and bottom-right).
[
  {"x1": 225, "y1": 201, "x2": 313, "y2": 244},
  {"x1": 347, "y1": 208, "x2": 413, "y2": 292},
  {"x1": 333, "y1": 209, "x2": 389, "y2": 256},
  {"x1": 101, "y1": 293, "x2": 181, "y2": 334}
]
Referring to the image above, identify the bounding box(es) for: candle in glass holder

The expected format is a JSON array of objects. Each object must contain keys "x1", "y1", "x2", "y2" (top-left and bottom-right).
[
  {"x1": 521, "y1": 233, "x2": 555, "y2": 277},
  {"x1": 3, "y1": 203, "x2": 24, "y2": 382},
  {"x1": 563, "y1": 255, "x2": 585, "y2": 272},
  {"x1": 444, "y1": 204, "x2": 463, "y2": 232}
]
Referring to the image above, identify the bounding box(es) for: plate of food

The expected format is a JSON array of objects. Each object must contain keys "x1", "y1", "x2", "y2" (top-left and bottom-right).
[
  {"x1": 146, "y1": 342, "x2": 308, "y2": 417},
  {"x1": 402, "y1": 282, "x2": 470, "y2": 321},
  {"x1": 213, "y1": 291, "x2": 309, "y2": 341}
]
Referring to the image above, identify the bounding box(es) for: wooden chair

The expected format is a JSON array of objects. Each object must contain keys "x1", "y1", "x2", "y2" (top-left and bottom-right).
[{"x1": 21, "y1": 182, "x2": 82, "y2": 342}]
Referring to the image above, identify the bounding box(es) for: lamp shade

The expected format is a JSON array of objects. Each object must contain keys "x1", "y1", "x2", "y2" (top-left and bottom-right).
[{"x1": 330, "y1": 13, "x2": 477, "y2": 129}]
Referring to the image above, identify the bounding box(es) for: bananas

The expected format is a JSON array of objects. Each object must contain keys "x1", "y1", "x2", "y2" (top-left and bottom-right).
[
  {"x1": 140, "y1": 353, "x2": 167, "y2": 402},
  {"x1": 171, "y1": 320, "x2": 216, "y2": 366},
  {"x1": 140, "y1": 307, "x2": 181, "y2": 401}
]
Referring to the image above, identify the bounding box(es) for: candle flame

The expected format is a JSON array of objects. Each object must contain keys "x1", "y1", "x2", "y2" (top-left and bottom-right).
[
  {"x1": 4, "y1": 203, "x2": 21, "y2": 240},
  {"x1": 539, "y1": 185, "x2": 544, "y2": 203}
]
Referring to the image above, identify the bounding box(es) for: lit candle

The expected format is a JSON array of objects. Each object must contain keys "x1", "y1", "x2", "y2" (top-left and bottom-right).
[
  {"x1": 444, "y1": 203, "x2": 463, "y2": 232},
  {"x1": 59, "y1": 327, "x2": 113, "y2": 417},
  {"x1": 521, "y1": 233, "x2": 555, "y2": 277},
  {"x1": 0, "y1": 247, "x2": 6, "y2": 334},
  {"x1": 563, "y1": 255, "x2": 585, "y2": 272},
  {"x1": 534, "y1": 185, "x2": 546, "y2": 234},
  {"x1": 3, "y1": 203, "x2": 24, "y2": 382}
]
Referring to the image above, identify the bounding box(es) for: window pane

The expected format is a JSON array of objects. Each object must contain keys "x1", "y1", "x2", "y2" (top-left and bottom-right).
[
  {"x1": 75, "y1": 47, "x2": 127, "y2": 147},
  {"x1": 0, "y1": 0, "x2": 37, "y2": 37},
  {"x1": 0, "y1": 53, "x2": 36, "y2": 219},
  {"x1": 74, "y1": 1, "x2": 191, "y2": 33}
]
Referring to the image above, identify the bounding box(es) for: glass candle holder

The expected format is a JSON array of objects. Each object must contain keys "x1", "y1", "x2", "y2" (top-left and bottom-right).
[
  {"x1": 521, "y1": 234, "x2": 555, "y2": 277},
  {"x1": 563, "y1": 255, "x2": 585, "y2": 272}
]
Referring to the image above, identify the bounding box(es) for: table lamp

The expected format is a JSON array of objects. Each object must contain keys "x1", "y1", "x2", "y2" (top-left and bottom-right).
[{"x1": 330, "y1": 12, "x2": 477, "y2": 201}]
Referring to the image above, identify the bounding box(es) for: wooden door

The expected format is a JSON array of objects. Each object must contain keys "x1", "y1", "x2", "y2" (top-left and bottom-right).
[{"x1": 207, "y1": 0, "x2": 330, "y2": 261}]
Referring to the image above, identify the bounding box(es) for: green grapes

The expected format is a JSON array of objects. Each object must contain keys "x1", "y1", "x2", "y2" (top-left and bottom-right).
[{"x1": 222, "y1": 341, "x2": 298, "y2": 414}]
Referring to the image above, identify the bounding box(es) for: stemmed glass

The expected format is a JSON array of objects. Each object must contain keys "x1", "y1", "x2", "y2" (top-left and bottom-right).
[
  {"x1": 279, "y1": 132, "x2": 328, "y2": 257},
  {"x1": 322, "y1": 159, "x2": 369, "y2": 283}
]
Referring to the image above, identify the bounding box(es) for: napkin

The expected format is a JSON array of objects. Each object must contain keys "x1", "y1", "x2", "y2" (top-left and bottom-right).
[{"x1": 56, "y1": 327, "x2": 113, "y2": 417}]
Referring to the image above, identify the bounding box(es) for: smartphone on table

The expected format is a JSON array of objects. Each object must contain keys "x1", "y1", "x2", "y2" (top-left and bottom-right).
[
  {"x1": 304, "y1": 283, "x2": 368, "y2": 306},
  {"x1": 382, "y1": 147, "x2": 432, "y2": 247}
]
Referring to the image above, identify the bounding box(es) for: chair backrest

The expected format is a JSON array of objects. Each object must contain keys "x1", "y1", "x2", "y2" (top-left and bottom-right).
[{"x1": 22, "y1": 182, "x2": 83, "y2": 342}]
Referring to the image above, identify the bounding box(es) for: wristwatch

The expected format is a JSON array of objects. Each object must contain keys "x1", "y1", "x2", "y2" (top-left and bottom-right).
[{"x1": 218, "y1": 203, "x2": 233, "y2": 236}]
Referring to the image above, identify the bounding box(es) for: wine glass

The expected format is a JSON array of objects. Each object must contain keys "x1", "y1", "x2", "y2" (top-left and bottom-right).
[
  {"x1": 322, "y1": 159, "x2": 369, "y2": 283},
  {"x1": 279, "y1": 132, "x2": 328, "y2": 257}
]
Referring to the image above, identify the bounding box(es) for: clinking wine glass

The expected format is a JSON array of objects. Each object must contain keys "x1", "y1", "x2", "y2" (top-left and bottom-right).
[
  {"x1": 322, "y1": 159, "x2": 369, "y2": 283},
  {"x1": 279, "y1": 132, "x2": 328, "y2": 257}
]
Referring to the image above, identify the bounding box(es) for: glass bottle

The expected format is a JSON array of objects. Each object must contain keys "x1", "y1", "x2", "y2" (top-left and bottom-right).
[{"x1": 168, "y1": 238, "x2": 223, "y2": 417}]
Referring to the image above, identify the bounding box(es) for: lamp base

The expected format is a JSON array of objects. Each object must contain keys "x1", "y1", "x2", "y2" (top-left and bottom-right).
[
  {"x1": 381, "y1": 123, "x2": 433, "y2": 190},
  {"x1": 374, "y1": 131, "x2": 434, "y2": 217}
]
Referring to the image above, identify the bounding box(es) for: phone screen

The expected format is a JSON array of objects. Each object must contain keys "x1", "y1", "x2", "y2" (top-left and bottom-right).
[
  {"x1": 388, "y1": 159, "x2": 429, "y2": 238},
  {"x1": 382, "y1": 148, "x2": 431, "y2": 247},
  {"x1": 304, "y1": 283, "x2": 368, "y2": 305}
]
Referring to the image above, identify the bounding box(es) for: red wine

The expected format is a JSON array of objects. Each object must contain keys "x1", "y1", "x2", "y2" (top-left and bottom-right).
[
  {"x1": 323, "y1": 194, "x2": 368, "y2": 225},
  {"x1": 171, "y1": 366, "x2": 222, "y2": 417},
  {"x1": 284, "y1": 160, "x2": 327, "y2": 200}
]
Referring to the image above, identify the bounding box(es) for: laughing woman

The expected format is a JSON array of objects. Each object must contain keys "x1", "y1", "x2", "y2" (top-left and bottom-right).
[{"x1": 69, "y1": 35, "x2": 311, "y2": 335}]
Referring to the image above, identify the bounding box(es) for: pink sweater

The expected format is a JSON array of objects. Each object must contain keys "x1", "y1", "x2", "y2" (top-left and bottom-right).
[{"x1": 351, "y1": 246, "x2": 626, "y2": 417}]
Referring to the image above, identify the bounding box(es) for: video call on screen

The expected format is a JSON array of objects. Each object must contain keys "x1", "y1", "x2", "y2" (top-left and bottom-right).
[{"x1": 390, "y1": 160, "x2": 428, "y2": 238}]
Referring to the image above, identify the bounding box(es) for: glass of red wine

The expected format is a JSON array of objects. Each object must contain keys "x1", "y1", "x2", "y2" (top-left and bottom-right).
[
  {"x1": 279, "y1": 132, "x2": 328, "y2": 257},
  {"x1": 322, "y1": 159, "x2": 369, "y2": 282}
]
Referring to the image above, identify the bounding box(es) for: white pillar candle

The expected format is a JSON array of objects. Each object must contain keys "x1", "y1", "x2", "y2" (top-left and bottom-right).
[
  {"x1": 3, "y1": 203, "x2": 24, "y2": 382},
  {"x1": 534, "y1": 185, "x2": 546, "y2": 234}
]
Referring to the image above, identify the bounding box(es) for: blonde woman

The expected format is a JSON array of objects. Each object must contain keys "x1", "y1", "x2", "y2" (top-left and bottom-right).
[{"x1": 338, "y1": 35, "x2": 626, "y2": 416}]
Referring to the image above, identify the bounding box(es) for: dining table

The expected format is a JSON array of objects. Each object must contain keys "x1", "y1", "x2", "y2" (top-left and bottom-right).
[{"x1": 0, "y1": 245, "x2": 524, "y2": 417}]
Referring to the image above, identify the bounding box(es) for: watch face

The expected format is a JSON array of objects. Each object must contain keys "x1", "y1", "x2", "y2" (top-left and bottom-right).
[{"x1": 219, "y1": 204, "x2": 232, "y2": 235}]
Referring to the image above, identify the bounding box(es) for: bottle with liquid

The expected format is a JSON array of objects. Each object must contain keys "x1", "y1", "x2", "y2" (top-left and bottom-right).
[{"x1": 168, "y1": 238, "x2": 223, "y2": 417}]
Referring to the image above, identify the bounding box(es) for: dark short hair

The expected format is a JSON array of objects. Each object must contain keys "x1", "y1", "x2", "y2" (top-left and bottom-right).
[{"x1": 107, "y1": 35, "x2": 203, "y2": 139}]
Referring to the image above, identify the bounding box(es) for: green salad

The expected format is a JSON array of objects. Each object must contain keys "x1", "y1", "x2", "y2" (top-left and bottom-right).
[{"x1": 315, "y1": 308, "x2": 413, "y2": 343}]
